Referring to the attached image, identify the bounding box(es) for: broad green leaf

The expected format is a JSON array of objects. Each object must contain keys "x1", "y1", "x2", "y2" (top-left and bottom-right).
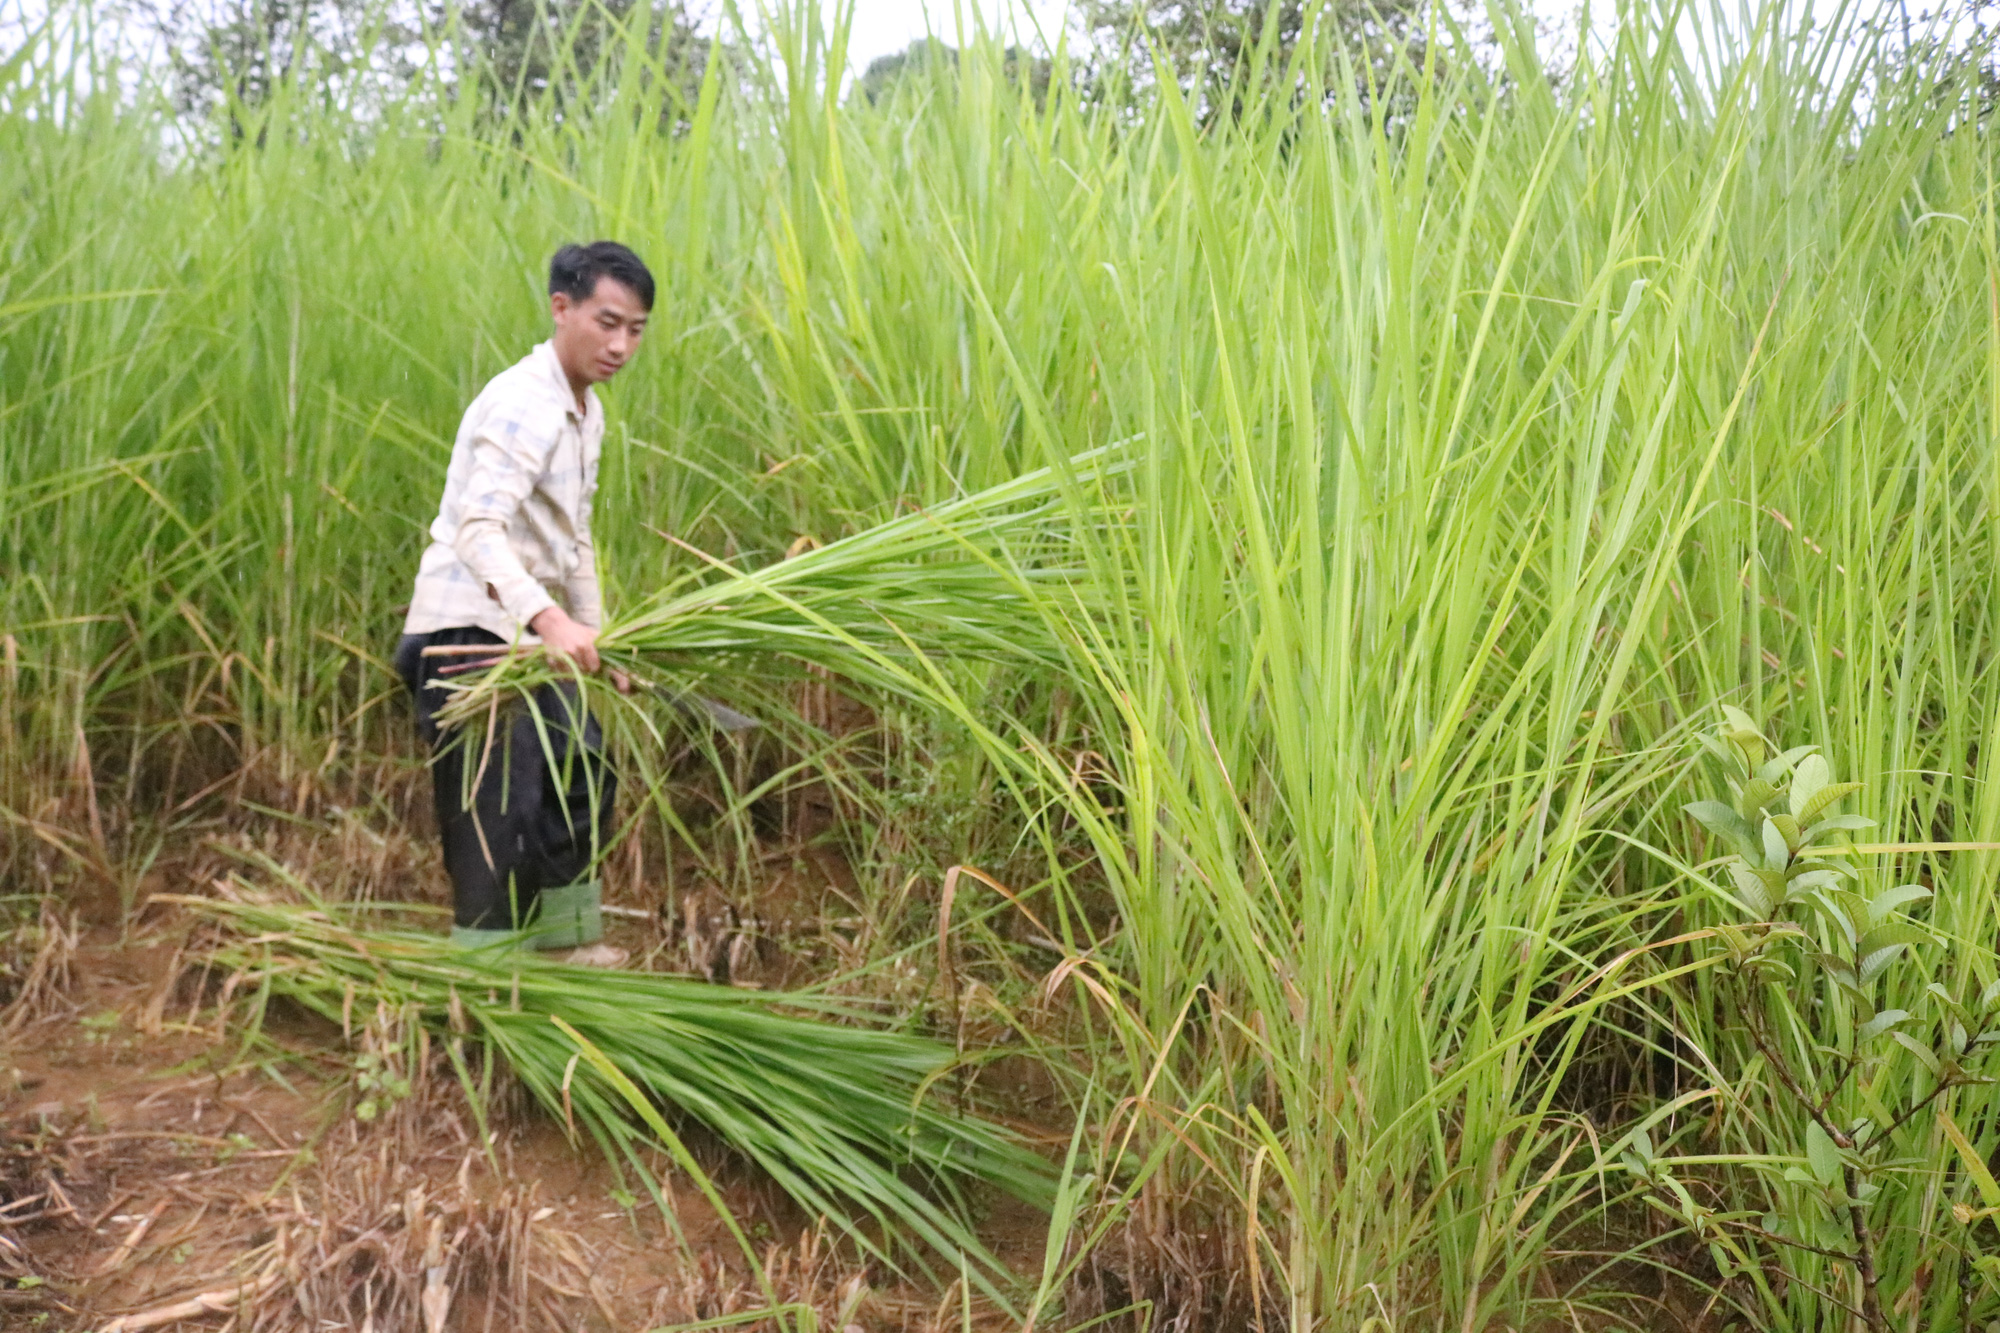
[
  {"x1": 1857, "y1": 1009, "x2": 1909, "y2": 1042},
  {"x1": 1787, "y1": 752, "x2": 1830, "y2": 815},
  {"x1": 1858, "y1": 945, "x2": 1908, "y2": 987},
  {"x1": 1712, "y1": 700, "x2": 1760, "y2": 732},
  {"x1": 1683, "y1": 800, "x2": 1757, "y2": 857},
  {"x1": 1742, "y1": 778, "x2": 1781, "y2": 822},
  {"x1": 1807, "y1": 889, "x2": 1858, "y2": 948},
  {"x1": 1719, "y1": 706, "x2": 1762, "y2": 745},
  {"x1": 1787, "y1": 856, "x2": 1859, "y2": 885},
  {"x1": 1802, "y1": 813, "x2": 1874, "y2": 841},
  {"x1": 1892, "y1": 1030, "x2": 1943, "y2": 1075},
  {"x1": 1796, "y1": 782, "x2": 1865, "y2": 826},
  {"x1": 1748, "y1": 954, "x2": 1799, "y2": 982},
  {"x1": 1757, "y1": 745, "x2": 1815, "y2": 787},
  {"x1": 1760, "y1": 818, "x2": 1789, "y2": 870},
  {"x1": 1805, "y1": 1121, "x2": 1841, "y2": 1187},
  {"x1": 1725, "y1": 861, "x2": 1776, "y2": 917},
  {"x1": 1857, "y1": 921, "x2": 1932, "y2": 954},
  {"x1": 1867, "y1": 884, "x2": 1931, "y2": 924}
]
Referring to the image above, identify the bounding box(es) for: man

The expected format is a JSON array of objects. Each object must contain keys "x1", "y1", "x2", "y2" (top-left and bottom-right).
[{"x1": 392, "y1": 241, "x2": 650, "y2": 967}]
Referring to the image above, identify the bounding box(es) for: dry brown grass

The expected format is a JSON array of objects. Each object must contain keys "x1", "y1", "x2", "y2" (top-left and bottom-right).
[
  {"x1": 646, "y1": 1222, "x2": 873, "y2": 1330},
  {"x1": 1058, "y1": 1179, "x2": 1285, "y2": 1333},
  {"x1": 230, "y1": 1146, "x2": 592, "y2": 1332},
  {"x1": 1, "y1": 900, "x2": 80, "y2": 1036},
  {"x1": 0, "y1": 1047, "x2": 629, "y2": 1333}
]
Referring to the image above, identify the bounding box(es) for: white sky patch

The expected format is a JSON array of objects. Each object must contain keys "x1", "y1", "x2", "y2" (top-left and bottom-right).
[
  {"x1": 1, "y1": 0, "x2": 1955, "y2": 109},
  {"x1": 824, "y1": 0, "x2": 1074, "y2": 66},
  {"x1": 827, "y1": 0, "x2": 1923, "y2": 86}
]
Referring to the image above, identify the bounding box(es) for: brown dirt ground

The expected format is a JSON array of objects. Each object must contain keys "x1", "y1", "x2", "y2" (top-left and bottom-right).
[{"x1": 0, "y1": 825, "x2": 1065, "y2": 1333}]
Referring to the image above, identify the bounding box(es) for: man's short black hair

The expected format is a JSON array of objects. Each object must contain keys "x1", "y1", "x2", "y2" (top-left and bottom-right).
[{"x1": 549, "y1": 241, "x2": 655, "y2": 311}]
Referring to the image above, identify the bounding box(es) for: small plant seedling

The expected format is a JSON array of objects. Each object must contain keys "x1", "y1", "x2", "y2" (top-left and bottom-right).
[
  {"x1": 1626, "y1": 705, "x2": 2000, "y2": 1331},
  {"x1": 351, "y1": 1049, "x2": 412, "y2": 1123}
]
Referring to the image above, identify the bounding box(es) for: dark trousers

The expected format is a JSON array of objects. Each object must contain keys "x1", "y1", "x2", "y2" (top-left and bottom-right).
[{"x1": 394, "y1": 628, "x2": 615, "y2": 931}]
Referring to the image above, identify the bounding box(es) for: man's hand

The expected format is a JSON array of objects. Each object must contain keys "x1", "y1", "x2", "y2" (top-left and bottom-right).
[{"x1": 529, "y1": 607, "x2": 601, "y2": 673}]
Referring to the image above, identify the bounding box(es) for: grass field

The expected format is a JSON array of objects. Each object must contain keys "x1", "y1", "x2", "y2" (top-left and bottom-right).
[{"x1": 9, "y1": 0, "x2": 2000, "y2": 1326}]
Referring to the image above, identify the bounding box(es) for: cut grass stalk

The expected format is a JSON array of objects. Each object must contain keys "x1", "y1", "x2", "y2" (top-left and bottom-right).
[{"x1": 174, "y1": 889, "x2": 1056, "y2": 1304}]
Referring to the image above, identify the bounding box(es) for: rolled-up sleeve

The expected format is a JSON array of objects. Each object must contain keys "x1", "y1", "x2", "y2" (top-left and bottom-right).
[{"x1": 452, "y1": 414, "x2": 558, "y2": 630}]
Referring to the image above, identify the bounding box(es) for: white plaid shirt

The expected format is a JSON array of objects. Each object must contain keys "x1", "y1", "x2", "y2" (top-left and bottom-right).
[{"x1": 403, "y1": 341, "x2": 605, "y2": 642}]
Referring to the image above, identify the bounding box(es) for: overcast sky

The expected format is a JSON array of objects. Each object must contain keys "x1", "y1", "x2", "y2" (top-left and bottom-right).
[
  {"x1": 831, "y1": 0, "x2": 1073, "y2": 66},
  {"x1": 826, "y1": 0, "x2": 1927, "y2": 76},
  {"x1": 0, "y1": 0, "x2": 1944, "y2": 95}
]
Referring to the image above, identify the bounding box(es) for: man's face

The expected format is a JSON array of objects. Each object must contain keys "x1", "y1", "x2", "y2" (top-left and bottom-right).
[{"x1": 550, "y1": 276, "x2": 649, "y2": 386}]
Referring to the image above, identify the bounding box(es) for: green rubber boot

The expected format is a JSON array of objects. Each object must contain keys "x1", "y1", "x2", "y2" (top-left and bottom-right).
[{"x1": 526, "y1": 879, "x2": 603, "y2": 950}]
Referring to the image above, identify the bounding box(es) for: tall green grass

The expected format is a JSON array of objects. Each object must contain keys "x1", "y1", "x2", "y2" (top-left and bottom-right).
[{"x1": 9, "y1": 0, "x2": 2000, "y2": 1323}]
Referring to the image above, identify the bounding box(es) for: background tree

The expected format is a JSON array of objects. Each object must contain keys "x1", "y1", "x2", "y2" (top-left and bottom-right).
[
  {"x1": 855, "y1": 33, "x2": 955, "y2": 105},
  {"x1": 1073, "y1": 0, "x2": 1438, "y2": 116},
  {"x1": 459, "y1": 0, "x2": 704, "y2": 116},
  {"x1": 144, "y1": 0, "x2": 707, "y2": 126},
  {"x1": 143, "y1": 0, "x2": 432, "y2": 119},
  {"x1": 854, "y1": 35, "x2": 1052, "y2": 107}
]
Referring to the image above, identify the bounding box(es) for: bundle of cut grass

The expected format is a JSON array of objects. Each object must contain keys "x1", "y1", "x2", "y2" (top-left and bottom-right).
[
  {"x1": 435, "y1": 440, "x2": 1131, "y2": 726},
  {"x1": 179, "y1": 890, "x2": 1055, "y2": 1296}
]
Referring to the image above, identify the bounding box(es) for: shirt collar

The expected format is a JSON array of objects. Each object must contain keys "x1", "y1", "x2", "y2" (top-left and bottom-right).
[{"x1": 535, "y1": 340, "x2": 597, "y2": 426}]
